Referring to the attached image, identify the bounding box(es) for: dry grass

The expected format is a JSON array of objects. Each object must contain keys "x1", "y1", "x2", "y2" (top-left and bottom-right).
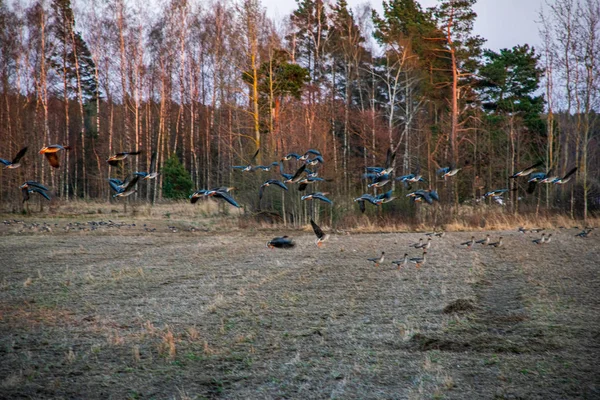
[{"x1": 0, "y1": 221, "x2": 598, "y2": 399}]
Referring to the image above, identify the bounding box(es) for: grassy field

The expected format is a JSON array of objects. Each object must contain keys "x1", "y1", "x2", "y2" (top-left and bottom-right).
[{"x1": 0, "y1": 215, "x2": 598, "y2": 399}]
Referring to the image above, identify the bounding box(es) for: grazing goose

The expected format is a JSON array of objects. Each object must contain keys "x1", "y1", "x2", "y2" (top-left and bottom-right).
[
  {"x1": 134, "y1": 151, "x2": 159, "y2": 179},
  {"x1": 518, "y1": 226, "x2": 527, "y2": 233},
  {"x1": 266, "y1": 236, "x2": 295, "y2": 249},
  {"x1": 259, "y1": 179, "x2": 288, "y2": 200},
  {"x1": 410, "y1": 252, "x2": 427, "y2": 268},
  {"x1": 488, "y1": 237, "x2": 503, "y2": 247},
  {"x1": 410, "y1": 238, "x2": 423, "y2": 248},
  {"x1": 434, "y1": 231, "x2": 445, "y2": 238},
  {"x1": 532, "y1": 233, "x2": 546, "y2": 245},
  {"x1": 475, "y1": 234, "x2": 490, "y2": 246},
  {"x1": 575, "y1": 229, "x2": 592, "y2": 238},
  {"x1": 0, "y1": 147, "x2": 27, "y2": 169},
  {"x1": 392, "y1": 254, "x2": 409, "y2": 270},
  {"x1": 301, "y1": 192, "x2": 332, "y2": 204},
  {"x1": 367, "y1": 252, "x2": 385, "y2": 267},
  {"x1": 39, "y1": 144, "x2": 70, "y2": 168},
  {"x1": 461, "y1": 236, "x2": 475, "y2": 248},
  {"x1": 107, "y1": 150, "x2": 142, "y2": 166},
  {"x1": 419, "y1": 237, "x2": 432, "y2": 249},
  {"x1": 544, "y1": 234, "x2": 553, "y2": 244},
  {"x1": 310, "y1": 219, "x2": 329, "y2": 247},
  {"x1": 551, "y1": 167, "x2": 577, "y2": 184},
  {"x1": 510, "y1": 161, "x2": 544, "y2": 178}
]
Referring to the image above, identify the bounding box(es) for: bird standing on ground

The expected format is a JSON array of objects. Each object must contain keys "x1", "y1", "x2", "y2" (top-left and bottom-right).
[
  {"x1": 488, "y1": 237, "x2": 503, "y2": 247},
  {"x1": 410, "y1": 252, "x2": 427, "y2": 268},
  {"x1": 367, "y1": 252, "x2": 385, "y2": 267},
  {"x1": 461, "y1": 236, "x2": 475, "y2": 248},
  {"x1": 392, "y1": 254, "x2": 409, "y2": 270}
]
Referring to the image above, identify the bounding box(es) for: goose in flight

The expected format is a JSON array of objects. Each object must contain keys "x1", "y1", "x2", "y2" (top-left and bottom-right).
[
  {"x1": 134, "y1": 151, "x2": 159, "y2": 179},
  {"x1": 20, "y1": 181, "x2": 50, "y2": 203},
  {"x1": 111, "y1": 175, "x2": 140, "y2": 198},
  {"x1": 310, "y1": 219, "x2": 329, "y2": 247},
  {"x1": 232, "y1": 149, "x2": 260, "y2": 172},
  {"x1": 259, "y1": 179, "x2": 288, "y2": 200},
  {"x1": 0, "y1": 147, "x2": 27, "y2": 169},
  {"x1": 301, "y1": 192, "x2": 332, "y2": 204},
  {"x1": 299, "y1": 149, "x2": 322, "y2": 161},
  {"x1": 107, "y1": 150, "x2": 142, "y2": 166},
  {"x1": 551, "y1": 167, "x2": 577, "y2": 185},
  {"x1": 510, "y1": 161, "x2": 543, "y2": 178},
  {"x1": 39, "y1": 144, "x2": 70, "y2": 168}
]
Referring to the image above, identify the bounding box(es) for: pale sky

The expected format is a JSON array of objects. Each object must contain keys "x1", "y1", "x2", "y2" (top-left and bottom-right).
[{"x1": 263, "y1": 0, "x2": 548, "y2": 52}]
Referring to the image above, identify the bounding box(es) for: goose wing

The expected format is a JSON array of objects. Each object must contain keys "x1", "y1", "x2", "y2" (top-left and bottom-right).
[
  {"x1": 12, "y1": 147, "x2": 28, "y2": 164},
  {"x1": 45, "y1": 152, "x2": 60, "y2": 168},
  {"x1": 31, "y1": 187, "x2": 51, "y2": 201},
  {"x1": 310, "y1": 219, "x2": 325, "y2": 239},
  {"x1": 214, "y1": 191, "x2": 241, "y2": 208},
  {"x1": 385, "y1": 148, "x2": 395, "y2": 169},
  {"x1": 314, "y1": 193, "x2": 333, "y2": 204},
  {"x1": 290, "y1": 164, "x2": 307, "y2": 182},
  {"x1": 24, "y1": 181, "x2": 50, "y2": 191}
]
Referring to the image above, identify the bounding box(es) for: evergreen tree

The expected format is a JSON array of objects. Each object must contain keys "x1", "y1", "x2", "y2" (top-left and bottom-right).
[{"x1": 162, "y1": 154, "x2": 194, "y2": 199}]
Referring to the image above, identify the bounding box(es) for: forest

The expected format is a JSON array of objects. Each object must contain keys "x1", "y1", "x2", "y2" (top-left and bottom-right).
[{"x1": 0, "y1": 0, "x2": 598, "y2": 224}]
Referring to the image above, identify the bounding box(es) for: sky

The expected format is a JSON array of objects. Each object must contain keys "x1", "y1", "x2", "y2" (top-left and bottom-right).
[{"x1": 262, "y1": 0, "x2": 549, "y2": 52}]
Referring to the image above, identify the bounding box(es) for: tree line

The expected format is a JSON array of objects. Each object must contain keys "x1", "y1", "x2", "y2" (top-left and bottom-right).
[{"x1": 0, "y1": 0, "x2": 598, "y2": 223}]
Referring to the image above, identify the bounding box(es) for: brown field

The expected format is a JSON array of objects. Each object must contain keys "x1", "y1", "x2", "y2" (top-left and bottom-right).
[{"x1": 0, "y1": 215, "x2": 599, "y2": 399}]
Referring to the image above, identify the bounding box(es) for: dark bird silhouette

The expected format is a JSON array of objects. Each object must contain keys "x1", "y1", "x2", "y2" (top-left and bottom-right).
[
  {"x1": 20, "y1": 181, "x2": 50, "y2": 203},
  {"x1": 310, "y1": 219, "x2": 329, "y2": 247},
  {"x1": 0, "y1": 147, "x2": 27, "y2": 169},
  {"x1": 266, "y1": 236, "x2": 295, "y2": 249}
]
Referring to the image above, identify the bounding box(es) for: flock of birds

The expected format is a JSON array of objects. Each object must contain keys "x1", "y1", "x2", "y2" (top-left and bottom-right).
[
  {"x1": 1, "y1": 144, "x2": 577, "y2": 211},
  {"x1": 0, "y1": 145, "x2": 158, "y2": 203}
]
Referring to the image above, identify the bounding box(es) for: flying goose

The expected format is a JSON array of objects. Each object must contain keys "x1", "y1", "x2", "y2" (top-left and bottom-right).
[
  {"x1": 134, "y1": 151, "x2": 159, "y2": 179},
  {"x1": 301, "y1": 192, "x2": 332, "y2": 204},
  {"x1": 510, "y1": 161, "x2": 543, "y2": 178},
  {"x1": 112, "y1": 175, "x2": 140, "y2": 198},
  {"x1": 310, "y1": 219, "x2": 329, "y2": 247},
  {"x1": 107, "y1": 150, "x2": 142, "y2": 166},
  {"x1": 39, "y1": 144, "x2": 70, "y2": 168},
  {"x1": 20, "y1": 181, "x2": 51, "y2": 203},
  {"x1": 0, "y1": 147, "x2": 27, "y2": 169},
  {"x1": 299, "y1": 149, "x2": 322, "y2": 161},
  {"x1": 231, "y1": 149, "x2": 260, "y2": 172},
  {"x1": 551, "y1": 167, "x2": 577, "y2": 184},
  {"x1": 259, "y1": 179, "x2": 288, "y2": 200}
]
